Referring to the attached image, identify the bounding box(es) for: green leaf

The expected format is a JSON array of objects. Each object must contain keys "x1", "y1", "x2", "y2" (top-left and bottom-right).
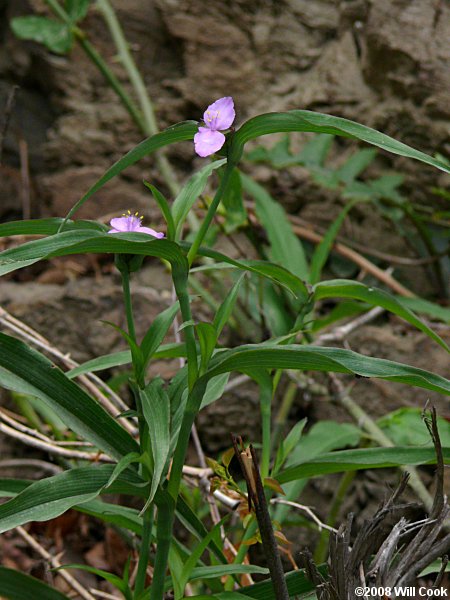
[
  {"x1": 62, "y1": 121, "x2": 198, "y2": 223},
  {"x1": 312, "y1": 279, "x2": 449, "y2": 352},
  {"x1": 11, "y1": 16, "x2": 73, "y2": 54},
  {"x1": 199, "y1": 373, "x2": 230, "y2": 409},
  {"x1": 0, "y1": 230, "x2": 188, "y2": 277},
  {"x1": 140, "y1": 378, "x2": 171, "y2": 506},
  {"x1": 175, "y1": 495, "x2": 229, "y2": 566},
  {"x1": 398, "y1": 296, "x2": 450, "y2": 325},
  {"x1": 143, "y1": 182, "x2": 176, "y2": 240},
  {"x1": 204, "y1": 344, "x2": 450, "y2": 397},
  {"x1": 274, "y1": 421, "x2": 361, "y2": 523},
  {"x1": 377, "y1": 408, "x2": 450, "y2": 447},
  {"x1": 0, "y1": 479, "x2": 29, "y2": 496},
  {"x1": 0, "y1": 218, "x2": 105, "y2": 237},
  {"x1": 241, "y1": 172, "x2": 308, "y2": 280},
  {"x1": 140, "y1": 302, "x2": 180, "y2": 372},
  {"x1": 309, "y1": 204, "x2": 354, "y2": 284},
  {"x1": 0, "y1": 332, "x2": 138, "y2": 459},
  {"x1": 231, "y1": 110, "x2": 450, "y2": 174},
  {"x1": 336, "y1": 148, "x2": 377, "y2": 183},
  {"x1": 0, "y1": 464, "x2": 143, "y2": 533},
  {"x1": 0, "y1": 566, "x2": 71, "y2": 600},
  {"x1": 277, "y1": 445, "x2": 450, "y2": 483},
  {"x1": 76, "y1": 498, "x2": 143, "y2": 534},
  {"x1": 273, "y1": 418, "x2": 307, "y2": 474},
  {"x1": 172, "y1": 159, "x2": 226, "y2": 238},
  {"x1": 183, "y1": 243, "x2": 310, "y2": 301},
  {"x1": 168, "y1": 564, "x2": 269, "y2": 587},
  {"x1": 67, "y1": 342, "x2": 185, "y2": 378},
  {"x1": 221, "y1": 167, "x2": 247, "y2": 232},
  {"x1": 196, "y1": 322, "x2": 217, "y2": 373},
  {"x1": 298, "y1": 134, "x2": 334, "y2": 167},
  {"x1": 57, "y1": 564, "x2": 131, "y2": 598},
  {"x1": 239, "y1": 567, "x2": 323, "y2": 599},
  {"x1": 179, "y1": 517, "x2": 228, "y2": 597},
  {"x1": 183, "y1": 594, "x2": 255, "y2": 600},
  {"x1": 213, "y1": 273, "x2": 246, "y2": 337},
  {"x1": 104, "y1": 452, "x2": 142, "y2": 490},
  {"x1": 102, "y1": 320, "x2": 144, "y2": 381},
  {"x1": 66, "y1": 0, "x2": 91, "y2": 22}
]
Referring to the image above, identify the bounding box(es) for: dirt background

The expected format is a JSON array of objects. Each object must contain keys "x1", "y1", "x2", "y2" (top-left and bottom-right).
[{"x1": 0, "y1": 0, "x2": 449, "y2": 575}]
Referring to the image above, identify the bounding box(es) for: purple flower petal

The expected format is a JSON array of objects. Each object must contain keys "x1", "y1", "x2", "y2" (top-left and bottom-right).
[
  {"x1": 194, "y1": 128, "x2": 226, "y2": 157},
  {"x1": 109, "y1": 216, "x2": 130, "y2": 232},
  {"x1": 138, "y1": 227, "x2": 165, "y2": 238},
  {"x1": 202, "y1": 97, "x2": 235, "y2": 131},
  {"x1": 108, "y1": 215, "x2": 164, "y2": 237}
]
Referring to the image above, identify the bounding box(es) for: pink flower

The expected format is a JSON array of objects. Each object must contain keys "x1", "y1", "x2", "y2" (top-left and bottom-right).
[
  {"x1": 194, "y1": 97, "x2": 235, "y2": 157},
  {"x1": 108, "y1": 211, "x2": 164, "y2": 238}
]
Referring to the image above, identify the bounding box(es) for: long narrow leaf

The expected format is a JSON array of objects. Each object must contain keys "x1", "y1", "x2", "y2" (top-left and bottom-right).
[
  {"x1": 277, "y1": 445, "x2": 450, "y2": 483},
  {"x1": 309, "y1": 204, "x2": 353, "y2": 284},
  {"x1": 239, "y1": 567, "x2": 323, "y2": 599},
  {"x1": 0, "y1": 464, "x2": 143, "y2": 533},
  {"x1": 0, "y1": 218, "x2": 105, "y2": 236},
  {"x1": 231, "y1": 110, "x2": 450, "y2": 173},
  {"x1": 181, "y1": 243, "x2": 309, "y2": 301},
  {"x1": 204, "y1": 345, "x2": 450, "y2": 396},
  {"x1": 140, "y1": 379, "x2": 171, "y2": 506},
  {"x1": 0, "y1": 333, "x2": 138, "y2": 459},
  {"x1": 67, "y1": 342, "x2": 186, "y2": 378},
  {"x1": 213, "y1": 273, "x2": 246, "y2": 337},
  {"x1": 172, "y1": 159, "x2": 226, "y2": 238},
  {"x1": 0, "y1": 566, "x2": 71, "y2": 600},
  {"x1": 312, "y1": 279, "x2": 449, "y2": 352}
]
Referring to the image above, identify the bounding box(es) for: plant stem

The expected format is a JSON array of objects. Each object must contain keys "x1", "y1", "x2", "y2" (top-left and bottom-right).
[
  {"x1": 172, "y1": 268, "x2": 198, "y2": 391},
  {"x1": 149, "y1": 494, "x2": 176, "y2": 600},
  {"x1": 133, "y1": 506, "x2": 154, "y2": 599},
  {"x1": 77, "y1": 35, "x2": 146, "y2": 132},
  {"x1": 260, "y1": 380, "x2": 272, "y2": 479},
  {"x1": 313, "y1": 470, "x2": 356, "y2": 563},
  {"x1": 187, "y1": 164, "x2": 234, "y2": 265},
  {"x1": 121, "y1": 268, "x2": 136, "y2": 343},
  {"x1": 95, "y1": 0, "x2": 180, "y2": 197},
  {"x1": 149, "y1": 270, "x2": 201, "y2": 600},
  {"x1": 44, "y1": 0, "x2": 146, "y2": 132},
  {"x1": 272, "y1": 380, "x2": 297, "y2": 454}
]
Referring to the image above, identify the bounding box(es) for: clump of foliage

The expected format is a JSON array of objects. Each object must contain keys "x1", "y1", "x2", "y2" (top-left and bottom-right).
[{"x1": 1, "y1": 2, "x2": 449, "y2": 599}]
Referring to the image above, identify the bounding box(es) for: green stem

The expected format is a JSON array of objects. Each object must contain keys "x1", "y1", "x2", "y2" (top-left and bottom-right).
[
  {"x1": 121, "y1": 268, "x2": 136, "y2": 343},
  {"x1": 96, "y1": 0, "x2": 157, "y2": 133},
  {"x1": 272, "y1": 380, "x2": 297, "y2": 454},
  {"x1": 313, "y1": 470, "x2": 356, "y2": 563},
  {"x1": 173, "y1": 269, "x2": 198, "y2": 391},
  {"x1": 77, "y1": 35, "x2": 146, "y2": 133},
  {"x1": 260, "y1": 382, "x2": 272, "y2": 479},
  {"x1": 149, "y1": 272, "x2": 202, "y2": 600},
  {"x1": 134, "y1": 506, "x2": 154, "y2": 599},
  {"x1": 44, "y1": 0, "x2": 145, "y2": 132},
  {"x1": 187, "y1": 164, "x2": 234, "y2": 265},
  {"x1": 95, "y1": 0, "x2": 180, "y2": 197},
  {"x1": 149, "y1": 498, "x2": 175, "y2": 600}
]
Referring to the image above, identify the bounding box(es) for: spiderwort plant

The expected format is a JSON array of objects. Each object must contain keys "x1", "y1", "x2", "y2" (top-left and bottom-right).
[{"x1": 0, "y1": 89, "x2": 449, "y2": 600}]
